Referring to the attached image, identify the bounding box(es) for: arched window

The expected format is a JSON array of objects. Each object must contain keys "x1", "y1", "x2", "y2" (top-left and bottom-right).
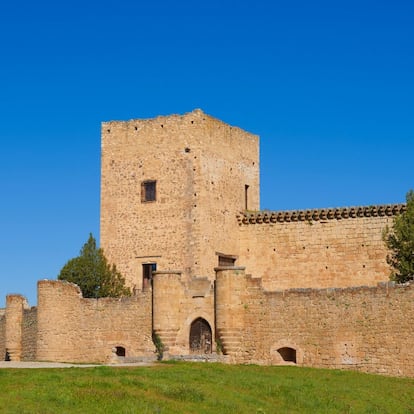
[
  {"x1": 189, "y1": 318, "x2": 212, "y2": 354},
  {"x1": 277, "y1": 347, "x2": 296, "y2": 363}
]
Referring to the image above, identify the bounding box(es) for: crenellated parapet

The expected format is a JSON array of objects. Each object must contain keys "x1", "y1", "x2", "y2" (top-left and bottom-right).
[{"x1": 237, "y1": 203, "x2": 406, "y2": 225}]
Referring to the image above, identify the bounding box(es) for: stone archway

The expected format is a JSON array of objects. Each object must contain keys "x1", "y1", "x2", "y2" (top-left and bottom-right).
[{"x1": 189, "y1": 318, "x2": 212, "y2": 354}]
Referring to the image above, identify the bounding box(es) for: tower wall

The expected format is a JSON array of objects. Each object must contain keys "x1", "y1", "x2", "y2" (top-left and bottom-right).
[
  {"x1": 5, "y1": 295, "x2": 27, "y2": 361},
  {"x1": 152, "y1": 271, "x2": 184, "y2": 353},
  {"x1": 215, "y1": 267, "x2": 247, "y2": 361},
  {"x1": 0, "y1": 309, "x2": 5, "y2": 360},
  {"x1": 100, "y1": 109, "x2": 259, "y2": 290}
]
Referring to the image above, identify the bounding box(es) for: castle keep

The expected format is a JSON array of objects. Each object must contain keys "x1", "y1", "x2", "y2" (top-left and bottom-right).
[{"x1": 1, "y1": 109, "x2": 412, "y2": 377}]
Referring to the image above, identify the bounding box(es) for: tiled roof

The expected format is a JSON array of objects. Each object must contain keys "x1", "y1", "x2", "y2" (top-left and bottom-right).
[{"x1": 237, "y1": 204, "x2": 406, "y2": 225}]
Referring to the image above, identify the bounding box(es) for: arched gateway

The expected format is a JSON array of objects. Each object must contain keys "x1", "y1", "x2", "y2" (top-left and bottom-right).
[{"x1": 189, "y1": 318, "x2": 212, "y2": 354}]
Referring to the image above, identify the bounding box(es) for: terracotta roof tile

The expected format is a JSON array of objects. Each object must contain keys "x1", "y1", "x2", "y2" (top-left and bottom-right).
[{"x1": 237, "y1": 204, "x2": 406, "y2": 225}]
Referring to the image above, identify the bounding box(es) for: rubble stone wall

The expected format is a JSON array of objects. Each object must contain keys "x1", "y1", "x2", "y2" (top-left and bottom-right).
[
  {"x1": 101, "y1": 109, "x2": 259, "y2": 290},
  {"x1": 152, "y1": 271, "x2": 215, "y2": 355},
  {"x1": 36, "y1": 280, "x2": 154, "y2": 363},
  {"x1": 238, "y1": 213, "x2": 396, "y2": 289},
  {"x1": 215, "y1": 267, "x2": 414, "y2": 377},
  {"x1": 0, "y1": 310, "x2": 5, "y2": 360},
  {"x1": 21, "y1": 308, "x2": 37, "y2": 361}
]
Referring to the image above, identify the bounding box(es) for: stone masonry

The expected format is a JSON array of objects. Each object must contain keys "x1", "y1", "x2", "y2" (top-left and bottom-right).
[
  {"x1": 100, "y1": 109, "x2": 259, "y2": 289},
  {"x1": 0, "y1": 110, "x2": 412, "y2": 376}
]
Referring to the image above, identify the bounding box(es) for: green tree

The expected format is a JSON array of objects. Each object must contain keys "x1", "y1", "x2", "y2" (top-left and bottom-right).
[
  {"x1": 58, "y1": 234, "x2": 131, "y2": 298},
  {"x1": 383, "y1": 190, "x2": 414, "y2": 283}
]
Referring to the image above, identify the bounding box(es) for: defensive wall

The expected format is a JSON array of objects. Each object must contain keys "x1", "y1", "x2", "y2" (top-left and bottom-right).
[
  {"x1": 1, "y1": 266, "x2": 413, "y2": 376},
  {"x1": 0, "y1": 281, "x2": 155, "y2": 363},
  {"x1": 22, "y1": 306, "x2": 37, "y2": 361},
  {"x1": 215, "y1": 267, "x2": 414, "y2": 377},
  {"x1": 36, "y1": 280, "x2": 154, "y2": 363},
  {"x1": 238, "y1": 204, "x2": 405, "y2": 290},
  {"x1": 1, "y1": 110, "x2": 412, "y2": 376},
  {"x1": 152, "y1": 271, "x2": 215, "y2": 356},
  {"x1": 0, "y1": 309, "x2": 5, "y2": 361}
]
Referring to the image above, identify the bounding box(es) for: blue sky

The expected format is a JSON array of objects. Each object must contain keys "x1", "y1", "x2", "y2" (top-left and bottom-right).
[{"x1": 1, "y1": 0, "x2": 413, "y2": 306}]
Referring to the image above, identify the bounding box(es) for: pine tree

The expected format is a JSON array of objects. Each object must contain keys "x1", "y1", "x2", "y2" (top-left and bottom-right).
[
  {"x1": 58, "y1": 234, "x2": 131, "y2": 298},
  {"x1": 383, "y1": 190, "x2": 414, "y2": 283}
]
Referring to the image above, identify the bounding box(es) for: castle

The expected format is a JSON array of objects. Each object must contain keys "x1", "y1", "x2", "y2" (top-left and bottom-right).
[{"x1": 1, "y1": 109, "x2": 413, "y2": 377}]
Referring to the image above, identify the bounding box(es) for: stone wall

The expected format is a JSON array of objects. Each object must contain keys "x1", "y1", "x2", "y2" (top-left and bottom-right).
[
  {"x1": 101, "y1": 109, "x2": 259, "y2": 290},
  {"x1": 21, "y1": 308, "x2": 37, "y2": 361},
  {"x1": 152, "y1": 271, "x2": 215, "y2": 355},
  {"x1": 238, "y1": 206, "x2": 404, "y2": 290},
  {"x1": 36, "y1": 280, "x2": 154, "y2": 363},
  {"x1": 0, "y1": 310, "x2": 5, "y2": 360},
  {"x1": 5, "y1": 295, "x2": 28, "y2": 361},
  {"x1": 215, "y1": 267, "x2": 414, "y2": 377}
]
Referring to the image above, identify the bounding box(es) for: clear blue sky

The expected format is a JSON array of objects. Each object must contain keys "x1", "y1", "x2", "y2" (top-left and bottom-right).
[{"x1": 1, "y1": 0, "x2": 413, "y2": 306}]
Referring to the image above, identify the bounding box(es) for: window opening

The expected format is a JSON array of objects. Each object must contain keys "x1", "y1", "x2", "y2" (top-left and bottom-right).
[
  {"x1": 218, "y1": 255, "x2": 236, "y2": 267},
  {"x1": 277, "y1": 347, "x2": 297, "y2": 363},
  {"x1": 142, "y1": 263, "x2": 156, "y2": 290},
  {"x1": 189, "y1": 318, "x2": 212, "y2": 354},
  {"x1": 141, "y1": 180, "x2": 156, "y2": 202},
  {"x1": 245, "y1": 185, "x2": 249, "y2": 210},
  {"x1": 115, "y1": 346, "x2": 126, "y2": 357}
]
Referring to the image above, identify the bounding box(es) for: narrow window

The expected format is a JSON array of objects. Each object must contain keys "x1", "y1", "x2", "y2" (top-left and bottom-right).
[
  {"x1": 141, "y1": 180, "x2": 156, "y2": 202},
  {"x1": 245, "y1": 185, "x2": 249, "y2": 210},
  {"x1": 142, "y1": 263, "x2": 157, "y2": 290}
]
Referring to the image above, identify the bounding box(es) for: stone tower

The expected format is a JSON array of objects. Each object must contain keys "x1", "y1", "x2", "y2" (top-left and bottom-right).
[{"x1": 100, "y1": 109, "x2": 259, "y2": 290}]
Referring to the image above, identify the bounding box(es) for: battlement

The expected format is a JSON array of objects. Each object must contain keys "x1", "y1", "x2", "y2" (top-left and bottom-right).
[
  {"x1": 214, "y1": 267, "x2": 414, "y2": 375},
  {"x1": 238, "y1": 203, "x2": 406, "y2": 225}
]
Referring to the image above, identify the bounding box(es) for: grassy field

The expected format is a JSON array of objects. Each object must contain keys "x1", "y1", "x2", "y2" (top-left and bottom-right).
[{"x1": 0, "y1": 362, "x2": 413, "y2": 413}]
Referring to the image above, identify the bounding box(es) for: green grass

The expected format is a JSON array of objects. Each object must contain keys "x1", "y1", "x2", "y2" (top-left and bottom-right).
[{"x1": 0, "y1": 362, "x2": 413, "y2": 413}]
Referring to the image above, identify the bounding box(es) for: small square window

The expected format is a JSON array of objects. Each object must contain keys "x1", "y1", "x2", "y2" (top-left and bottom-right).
[{"x1": 141, "y1": 180, "x2": 156, "y2": 202}]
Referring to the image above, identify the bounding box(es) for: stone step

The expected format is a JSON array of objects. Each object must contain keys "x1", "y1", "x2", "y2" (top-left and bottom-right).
[{"x1": 169, "y1": 353, "x2": 228, "y2": 363}]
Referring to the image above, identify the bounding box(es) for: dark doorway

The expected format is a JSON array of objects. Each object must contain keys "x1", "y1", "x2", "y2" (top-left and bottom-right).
[
  {"x1": 189, "y1": 318, "x2": 212, "y2": 354},
  {"x1": 142, "y1": 263, "x2": 156, "y2": 290},
  {"x1": 277, "y1": 347, "x2": 297, "y2": 363}
]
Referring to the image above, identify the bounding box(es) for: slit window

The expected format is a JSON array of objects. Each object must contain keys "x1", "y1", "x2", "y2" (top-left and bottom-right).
[
  {"x1": 245, "y1": 185, "x2": 249, "y2": 210},
  {"x1": 141, "y1": 180, "x2": 156, "y2": 202}
]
